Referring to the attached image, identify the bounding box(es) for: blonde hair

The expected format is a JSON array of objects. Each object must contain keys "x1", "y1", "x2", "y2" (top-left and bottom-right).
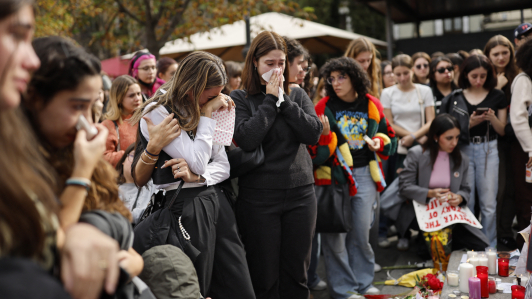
[
  {"x1": 104, "y1": 75, "x2": 138, "y2": 124},
  {"x1": 345, "y1": 37, "x2": 381, "y2": 97},
  {"x1": 130, "y1": 51, "x2": 227, "y2": 132}
]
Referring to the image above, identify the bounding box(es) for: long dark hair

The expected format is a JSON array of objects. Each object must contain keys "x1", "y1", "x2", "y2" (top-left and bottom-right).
[
  {"x1": 429, "y1": 56, "x2": 457, "y2": 90},
  {"x1": 0, "y1": 0, "x2": 62, "y2": 268},
  {"x1": 25, "y1": 36, "x2": 131, "y2": 221},
  {"x1": 423, "y1": 114, "x2": 462, "y2": 170},
  {"x1": 458, "y1": 55, "x2": 497, "y2": 91},
  {"x1": 516, "y1": 38, "x2": 532, "y2": 79}
]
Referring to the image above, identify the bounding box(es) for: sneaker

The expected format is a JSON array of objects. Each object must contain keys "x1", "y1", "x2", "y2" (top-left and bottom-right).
[
  {"x1": 388, "y1": 225, "x2": 398, "y2": 237},
  {"x1": 374, "y1": 263, "x2": 382, "y2": 273},
  {"x1": 310, "y1": 280, "x2": 327, "y2": 291},
  {"x1": 397, "y1": 238, "x2": 409, "y2": 251},
  {"x1": 498, "y1": 237, "x2": 518, "y2": 250},
  {"x1": 348, "y1": 294, "x2": 364, "y2": 299},
  {"x1": 365, "y1": 286, "x2": 380, "y2": 295},
  {"x1": 378, "y1": 237, "x2": 391, "y2": 248}
]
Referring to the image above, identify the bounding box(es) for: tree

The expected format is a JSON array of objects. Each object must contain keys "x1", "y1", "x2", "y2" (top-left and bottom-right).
[{"x1": 114, "y1": 0, "x2": 313, "y2": 58}]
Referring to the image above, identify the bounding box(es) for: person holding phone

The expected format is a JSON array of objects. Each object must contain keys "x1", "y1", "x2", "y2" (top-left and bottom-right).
[{"x1": 440, "y1": 55, "x2": 507, "y2": 247}]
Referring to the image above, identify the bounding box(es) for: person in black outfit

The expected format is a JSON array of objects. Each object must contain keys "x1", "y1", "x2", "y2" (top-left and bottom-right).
[
  {"x1": 231, "y1": 30, "x2": 322, "y2": 299},
  {"x1": 430, "y1": 56, "x2": 457, "y2": 114}
]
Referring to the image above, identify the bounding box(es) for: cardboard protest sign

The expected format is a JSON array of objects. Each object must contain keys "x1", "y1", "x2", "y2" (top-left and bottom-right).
[{"x1": 413, "y1": 198, "x2": 482, "y2": 232}]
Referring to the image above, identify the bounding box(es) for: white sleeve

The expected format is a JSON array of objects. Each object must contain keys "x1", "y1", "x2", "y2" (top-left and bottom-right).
[
  {"x1": 380, "y1": 88, "x2": 392, "y2": 108},
  {"x1": 140, "y1": 104, "x2": 216, "y2": 175},
  {"x1": 510, "y1": 76, "x2": 532, "y2": 156},
  {"x1": 200, "y1": 145, "x2": 230, "y2": 186},
  {"x1": 422, "y1": 86, "x2": 435, "y2": 107}
]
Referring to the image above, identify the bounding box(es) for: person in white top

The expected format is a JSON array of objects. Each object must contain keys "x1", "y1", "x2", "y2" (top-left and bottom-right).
[
  {"x1": 509, "y1": 38, "x2": 532, "y2": 249},
  {"x1": 129, "y1": 51, "x2": 255, "y2": 299},
  {"x1": 381, "y1": 53, "x2": 435, "y2": 251}
]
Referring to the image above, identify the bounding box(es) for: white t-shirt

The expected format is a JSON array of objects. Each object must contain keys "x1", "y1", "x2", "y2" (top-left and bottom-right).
[{"x1": 381, "y1": 84, "x2": 434, "y2": 133}]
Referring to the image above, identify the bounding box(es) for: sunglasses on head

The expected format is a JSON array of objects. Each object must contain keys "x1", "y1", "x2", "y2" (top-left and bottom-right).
[
  {"x1": 435, "y1": 66, "x2": 454, "y2": 74},
  {"x1": 415, "y1": 63, "x2": 429, "y2": 70}
]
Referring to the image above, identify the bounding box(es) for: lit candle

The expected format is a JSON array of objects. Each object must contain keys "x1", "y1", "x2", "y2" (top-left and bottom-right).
[
  {"x1": 470, "y1": 257, "x2": 480, "y2": 276},
  {"x1": 476, "y1": 266, "x2": 489, "y2": 298},
  {"x1": 498, "y1": 258, "x2": 509, "y2": 277},
  {"x1": 468, "y1": 251, "x2": 478, "y2": 260},
  {"x1": 511, "y1": 285, "x2": 525, "y2": 299},
  {"x1": 478, "y1": 253, "x2": 488, "y2": 267},
  {"x1": 488, "y1": 277, "x2": 496, "y2": 294},
  {"x1": 485, "y1": 247, "x2": 497, "y2": 275},
  {"x1": 460, "y1": 263, "x2": 475, "y2": 293},
  {"x1": 469, "y1": 277, "x2": 481, "y2": 299},
  {"x1": 448, "y1": 271, "x2": 459, "y2": 287}
]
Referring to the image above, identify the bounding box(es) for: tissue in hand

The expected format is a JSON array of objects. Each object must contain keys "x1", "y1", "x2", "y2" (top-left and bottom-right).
[{"x1": 261, "y1": 68, "x2": 285, "y2": 107}]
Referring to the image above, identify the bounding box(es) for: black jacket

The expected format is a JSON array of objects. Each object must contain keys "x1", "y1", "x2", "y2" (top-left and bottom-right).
[
  {"x1": 439, "y1": 89, "x2": 470, "y2": 146},
  {"x1": 231, "y1": 87, "x2": 322, "y2": 190}
]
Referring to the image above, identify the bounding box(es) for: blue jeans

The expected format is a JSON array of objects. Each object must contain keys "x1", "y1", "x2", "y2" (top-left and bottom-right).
[
  {"x1": 321, "y1": 166, "x2": 377, "y2": 299},
  {"x1": 463, "y1": 139, "x2": 499, "y2": 247},
  {"x1": 307, "y1": 233, "x2": 321, "y2": 288}
]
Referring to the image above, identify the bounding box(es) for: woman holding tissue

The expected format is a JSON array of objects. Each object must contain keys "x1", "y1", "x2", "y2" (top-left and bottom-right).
[
  {"x1": 130, "y1": 51, "x2": 255, "y2": 299},
  {"x1": 397, "y1": 114, "x2": 489, "y2": 265},
  {"x1": 232, "y1": 31, "x2": 322, "y2": 299},
  {"x1": 309, "y1": 56, "x2": 396, "y2": 299}
]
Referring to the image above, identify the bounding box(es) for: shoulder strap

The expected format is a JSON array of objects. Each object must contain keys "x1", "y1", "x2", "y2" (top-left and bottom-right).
[
  {"x1": 113, "y1": 120, "x2": 120, "y2": 151},
  {"x1": 165, "y1": 180, "x2": 185, "y2": 209},
  {"x1": 415, "y1": 85, "x2": 425, "y2": 124}
]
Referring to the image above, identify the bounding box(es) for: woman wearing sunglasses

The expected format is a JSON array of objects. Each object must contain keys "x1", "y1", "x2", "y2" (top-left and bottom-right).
[
  {"x1": 430, "y1": 56, "x2": 457, "y2": 114},
  {"x1": 412, "y1": 52, "x2": 431, "y2": 85}
]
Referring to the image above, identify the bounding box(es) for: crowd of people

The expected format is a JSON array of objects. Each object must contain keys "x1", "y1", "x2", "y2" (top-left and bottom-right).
[{"x1": 3, "y1": 0, "x2": 532, "y2": 299}]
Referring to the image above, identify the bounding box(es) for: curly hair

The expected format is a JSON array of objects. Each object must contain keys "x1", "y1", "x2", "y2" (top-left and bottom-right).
[
  {"x1": 320, "y1": 57, "x2": 370, "y2": 99},
  {"x1": 516, "y1": 38, "x2": 532, "y2": 79}
]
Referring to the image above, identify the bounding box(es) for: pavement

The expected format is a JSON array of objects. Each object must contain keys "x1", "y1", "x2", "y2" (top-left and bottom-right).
[{"x1": 310, "y1": 230, "x2": 518, "y2": 299}]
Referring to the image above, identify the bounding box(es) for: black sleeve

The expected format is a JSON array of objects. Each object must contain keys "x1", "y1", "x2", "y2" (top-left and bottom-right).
[
  {"x1": 279, "y1": 88, "x2": 323, "y2": 145},
  {"x1": 231, "y1": 90, "x2": 278, "y2": 151},
  {"x1": 493, "y1": 90, "x2": 508, "y2": 110},
  {"x1": 439, "y1": 93, "x2": 452, "y2": 114}
]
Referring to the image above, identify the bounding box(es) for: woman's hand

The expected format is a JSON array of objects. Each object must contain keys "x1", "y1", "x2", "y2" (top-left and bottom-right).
[
  {"x1": 400, "y1": 134, "x2": 415, "y2": 147},
  {"x1": 73, "y1": 124, "x2": 109, "y2": 179},
  {"x1": 144, "y1": 114, "x2": 181, "y2": 155},
  {"x1": 266, "y1": 69, "x2": 282, "y2": 97},
  {"x1": 470, "y1": 111, "x2": 487, "y2": 128},
  {"x1": 368, "y1": 138, "x2": 381, "y2": 152},
  {"x1": 163, "y1": 158, "x2": 198, "y2": 183},
  {"x1": 484, "y1": 108, "x2": 498, "y2": 122},
  {"x1": 201, "y1": 94, "x2": 235, "y2": 118},
  {"x1": 417, "y1": 135, "x2": 428, "y2": 145},
  {"x1": 447, "y1": 193, "x2": 463, "y2": 207},
  {"x1": 116, "y1": 248, "x2": 143, "y2": 278},
  {"x1": 428, "y1": 188, "x2": 450, "y2": 200},
  {"x1": 496, "y1": 72, "x2": 508, "y2": 90},
  {"x1": 61, "y1": 223, "x2": 120, "y2": 299},
  {"x1": 319, "y1": 115, "x2": 330, "y2": 136}
]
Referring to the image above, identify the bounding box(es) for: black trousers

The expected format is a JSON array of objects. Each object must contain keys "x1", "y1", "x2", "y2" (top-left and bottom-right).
[
  {"x1": 236, "y1": 184, "x2": 317, "y2": 299},
  {"x1": 170, "y1": 186, "x2": 255, "y2": 298},
  {"x1": 496, "y1": 137, "x2": 517, "y2": 239},
  {"x1": 511, "y1": 140, "x2": 532, "y2": 249}
]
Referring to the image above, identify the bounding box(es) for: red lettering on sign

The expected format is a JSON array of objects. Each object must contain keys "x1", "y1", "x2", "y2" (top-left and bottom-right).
[
  {"x1": 444, "y1": 216, "x2": 448, "y2": 223},
  {"x1": 435, "y1": 220, "x2": 441, "y2": 227}
]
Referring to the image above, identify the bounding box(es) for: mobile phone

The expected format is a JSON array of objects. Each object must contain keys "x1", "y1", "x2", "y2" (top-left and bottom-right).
[
  {"x1": 475, "y1": 107, "x2": 489, "y2": 114},
  {"x1": 75, "y1": 114, "x2": 98, "y2": 140}
]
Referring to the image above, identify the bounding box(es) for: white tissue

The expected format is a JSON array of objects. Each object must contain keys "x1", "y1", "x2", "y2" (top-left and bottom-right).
[{"x1": 261, "y1": 68, "x2": 285, "y2": 107}]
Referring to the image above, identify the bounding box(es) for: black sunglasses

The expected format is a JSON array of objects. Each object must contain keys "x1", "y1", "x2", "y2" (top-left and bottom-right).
[
  {"x1": 415, "y1": 63, "x2": 429, "y2": 70},
  {"x1": 435, "y1": 66, "x2": 454, "y2": 74}
]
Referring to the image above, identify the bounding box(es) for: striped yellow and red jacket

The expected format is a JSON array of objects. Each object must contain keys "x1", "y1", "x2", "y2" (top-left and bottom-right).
[{"x1": 308, "y1": 94, "x2": 397, "y2": 196}]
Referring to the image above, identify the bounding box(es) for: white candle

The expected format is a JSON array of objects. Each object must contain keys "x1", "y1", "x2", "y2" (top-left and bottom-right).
[
  {"x1": 460, "y1": 263, "x2": 475, "y2": 293},
  {"x1": 470, "y1": 257, "x2": 479, "y2": 276},
  {"x1": 478, "y1": 253, "x2": 488, "y2": 267},
  {"x1": 467, "y1": 251, "x2": 478, "y2": 260},
  {"x1": 485, "y1": 248, "x2": 497, "y2": 275},
  {"x1": 448, "y1": 272, "x2": 459, "y2": 286}
]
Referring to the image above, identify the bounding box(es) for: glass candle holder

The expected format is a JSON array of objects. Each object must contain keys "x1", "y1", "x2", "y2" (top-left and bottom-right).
[
  {"x1": 448, "y1": 270, "x2": 459, "y2": 287},
  {"x1": 498, "y1": 258, "x2": 509, "y2": 277},
  {"x1": 488, "y1": 277, "x2": 496, "y2": 294}
]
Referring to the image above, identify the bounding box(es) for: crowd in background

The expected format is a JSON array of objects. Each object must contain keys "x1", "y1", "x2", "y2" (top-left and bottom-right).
[{"x1": 3, "y1": 0, "x2": 532, "y2": 299}]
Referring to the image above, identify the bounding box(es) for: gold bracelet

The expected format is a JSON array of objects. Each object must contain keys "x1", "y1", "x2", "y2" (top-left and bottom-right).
[
  {"x1": 143, "y1": 152, "x2": 158, "y2": 162},
  {"x1": 140, "y1": 154, "x2": 156, "y2": 165}
]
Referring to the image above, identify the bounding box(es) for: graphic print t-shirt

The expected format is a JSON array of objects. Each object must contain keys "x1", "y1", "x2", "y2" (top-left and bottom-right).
[{"x1": 327, "y1": 95, "x2": 371, "y2": 168}]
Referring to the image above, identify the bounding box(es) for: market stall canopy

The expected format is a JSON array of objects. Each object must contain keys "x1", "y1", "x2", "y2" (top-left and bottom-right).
[
  {"x1": 360, "y1": 0, "x2": 531, "y2": 24},
  {"x1": 159, "y1": 12, "x2": 387, "y2": 61}
]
